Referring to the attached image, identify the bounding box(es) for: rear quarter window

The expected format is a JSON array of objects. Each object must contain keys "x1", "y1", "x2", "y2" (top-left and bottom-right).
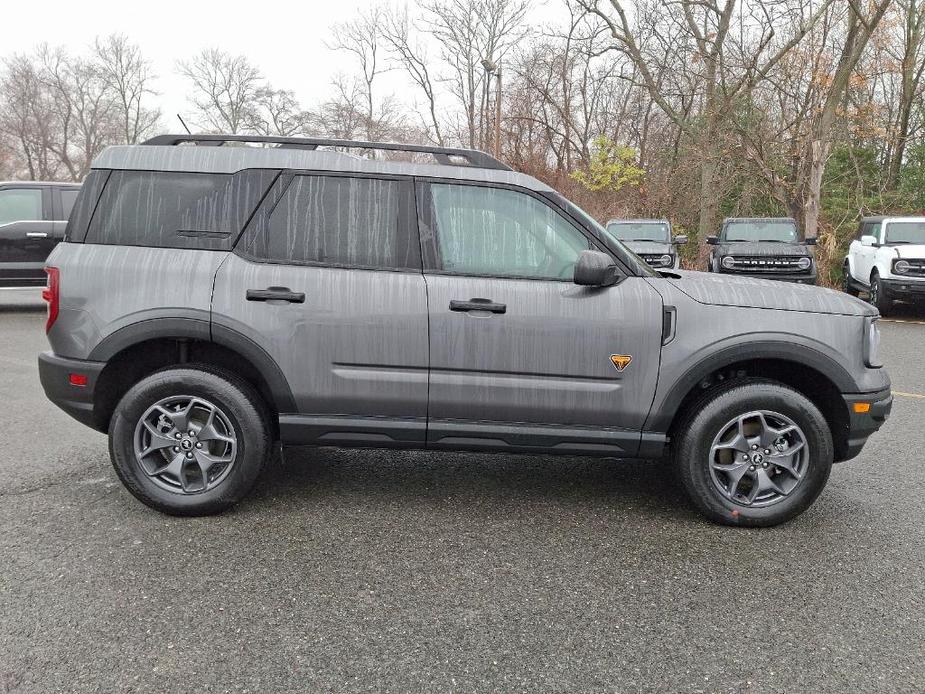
[{"x1": 84, "y1": 169, "x2": 278, "y2": 250}]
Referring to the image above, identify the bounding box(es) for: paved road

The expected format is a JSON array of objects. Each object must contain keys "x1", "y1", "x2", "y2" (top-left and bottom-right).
[{"x1": 1, "y1": 288, "x2": 923, "y2": 693}]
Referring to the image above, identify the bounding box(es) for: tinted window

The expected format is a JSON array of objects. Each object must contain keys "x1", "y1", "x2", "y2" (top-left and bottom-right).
[
  {"x1": 422, "y1": 183, "x2": 590, "y2": 279},
  {"x1": 605, "y1": 222, "x2": 669, "y2": 242},
  {"x1": 86, "y1": 169, "x2": 277, "y2": 249},
  {"x1": 60, "y1": 189, "x2": 80, "y2": 219},
  {"x1": 251, "y1": 175, "x2": 419, "y2": 270},
  {"x1": 65, "y1": 170, "x2": 110, "y2": 242},
  {"x1": 722, "y1": 220, "x2": 798, "y2": 242},
  {"x1": 0, "y1": 188, "x2": 42, "y2": 225}
]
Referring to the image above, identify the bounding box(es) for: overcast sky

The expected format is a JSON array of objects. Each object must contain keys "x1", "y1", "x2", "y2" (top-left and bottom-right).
[{"x1": 1, "y1": 0, "x2": 565, "y2": 133}]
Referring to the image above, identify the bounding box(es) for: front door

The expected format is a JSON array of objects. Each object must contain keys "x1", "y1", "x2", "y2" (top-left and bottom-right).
[
  {"x1": 0, "y1": 186, "x2": 54, "y2": 286},
  {"x1": 417, "y1": 181, "x2": 664, "y2": 456},
  {"x1": 212, "y1": 173, "x2": 429, "y2": 446},
  {"x1": 854, "y1": 220, "x2": 882, "y2": 284}
]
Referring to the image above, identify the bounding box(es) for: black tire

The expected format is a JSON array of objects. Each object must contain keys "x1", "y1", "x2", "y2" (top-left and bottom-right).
[
  {"x1": 842, "y1": 262, "x2": 859, "y2": 297},
  {"x1": 869, "y1": 272, "x2": 892, "y2": 316},
  {"x1": 672, "y1": 380, "x2": 833, "y2": 527},
  {"x1": 108, "y1": 365, "x2": 271, "y2": 516}
]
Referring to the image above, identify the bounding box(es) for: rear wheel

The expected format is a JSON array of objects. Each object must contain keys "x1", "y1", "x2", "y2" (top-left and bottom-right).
[
  {"x1": 672, "y1": 380, "x2": 833, "y2": 527},
  {"x1": 869, "y1": 272, "x2": 892, "y2": 316},
  {"x1": 842, "y1": 261, "x2": 859, "y2": 296},
  {"x1": 109, "y1": 365, "x2": 271, "y2": 516}
]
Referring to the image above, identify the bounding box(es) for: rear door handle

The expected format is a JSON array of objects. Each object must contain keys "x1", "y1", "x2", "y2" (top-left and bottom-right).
[
  {"x1": 449, "y1": 298, "x2": 506, "y2": 314},
  {"x1": 26, "y1": 232, "x2": 48, "y2": 238},
  {"x1": 246, "y1": 287, "x2": 306, "y2": 303}
]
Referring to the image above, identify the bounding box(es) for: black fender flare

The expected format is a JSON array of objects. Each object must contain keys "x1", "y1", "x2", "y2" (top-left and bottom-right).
[
  {"x1": 645, "y1": 340, "x2": 857, "y2": 433},
  {"x1": 88, "y1": 317, "x2": 296, "y2": 413}
]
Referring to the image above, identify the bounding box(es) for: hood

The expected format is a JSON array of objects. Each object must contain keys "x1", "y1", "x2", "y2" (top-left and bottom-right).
[
  {"x1": 625, "y1": 240, "x2": 673, "y2": 256},
  {"x1": 715, "y1": 241, "x2": 811, "y2": 257},
  {"x1": 889, "y1": 244, "x2": 925, "y2": 259},
  {"x1": 667, "y1": 270, "x2": 876, "y2": 316}
]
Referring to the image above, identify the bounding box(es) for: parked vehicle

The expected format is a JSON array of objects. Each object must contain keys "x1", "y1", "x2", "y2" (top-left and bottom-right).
[
  {"x1": 39, "y1": 135, "x2": 891, "y2": 526},
  {"x1": 0, "y1": 181, "x2": 81, "y2": 287},
  {"x1": 843, "y1": 216, "x2": 925, "y2": 316},
  {"x1": 707, "y1": 217, "x2": 817, "y2": 284},
  {"x1": 604, "y1": 218, "x2": 687, "y2": 269}
]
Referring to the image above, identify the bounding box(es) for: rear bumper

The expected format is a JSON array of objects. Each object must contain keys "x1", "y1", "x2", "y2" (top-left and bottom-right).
[
  {"x1": 38, "y1": 351, "x2": 105, "y2": 431},
  {"x1": 839, "y1": 388, "x2": 892, "y2": 462}
]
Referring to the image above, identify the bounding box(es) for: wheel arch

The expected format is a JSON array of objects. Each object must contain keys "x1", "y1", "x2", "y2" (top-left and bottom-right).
[{"x1": 89, "y1": 318, "x2": 295, "y2": 433}]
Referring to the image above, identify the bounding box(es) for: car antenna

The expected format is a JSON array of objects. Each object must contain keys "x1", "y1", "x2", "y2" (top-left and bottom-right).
[{"x1": 177, "y1": 114, "x2": 192, "y2": 135}]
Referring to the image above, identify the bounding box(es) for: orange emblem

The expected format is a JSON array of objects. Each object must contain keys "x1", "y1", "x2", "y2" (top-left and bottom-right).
[{"x1": 610, "y1": 354, "x2": 633, "y2": 372}]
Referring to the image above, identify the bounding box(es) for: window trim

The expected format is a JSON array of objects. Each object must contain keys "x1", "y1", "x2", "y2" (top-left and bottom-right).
[
  {"x1": 414, "y1": 177, "x2": 625, "y2": 283},
  {"x1": 235, "y1": 170, "x2": 423, "y2": 274}
]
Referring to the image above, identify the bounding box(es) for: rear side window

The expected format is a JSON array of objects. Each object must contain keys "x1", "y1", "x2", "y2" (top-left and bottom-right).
[
  {"x1": 0, "y1": 188, "x2": 43, "y2": 224},
  {"x1": 85, "y1": 169, "x2": 277, "y2": 250},
  {"x1": 65, "y1": 170, "x2": 110, "y2": 242},
  {"x1": 248, "y1": 174, "x2": 420, "y2": 270}
]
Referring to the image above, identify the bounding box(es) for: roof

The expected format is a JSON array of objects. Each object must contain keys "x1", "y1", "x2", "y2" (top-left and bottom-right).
[
  {"x1": 722, "y1": 217, "x2": 797, "y2": 223},
  {"x1": 91, "y1": 143, "x2": 554, "y2": 193},
  {"x1": 865, "y1": 215, "x2": 925, "y2": 223},
  {"x1": 0, "y1": 180, "x2": 81, "y2": 187},
  {"x1": 605, "y1": 218, "x2": 670, "y2": 225}
]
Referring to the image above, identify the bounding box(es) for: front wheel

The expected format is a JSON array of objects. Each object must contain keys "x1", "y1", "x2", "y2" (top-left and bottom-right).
[
  {"x1": 109, "y1": 365, "x2": 271, "y2": 516},
  {"x1": 869, "y1": 272, "x2": 892, "y2": 316},
  {"x1": 672, "y1": 380, "x2": 833, "y2": 527}
]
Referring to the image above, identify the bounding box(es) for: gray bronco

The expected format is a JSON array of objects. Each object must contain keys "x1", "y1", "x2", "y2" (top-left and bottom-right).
[{"x1": 39, "y1": 135, "x2": 891, "y2": 526}]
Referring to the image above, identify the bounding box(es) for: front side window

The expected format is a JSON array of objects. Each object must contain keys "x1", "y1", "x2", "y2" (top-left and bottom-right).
[
  {"x1": 249, "y1": 175, "x2": 420, "y2": 270},
  {"x1": 884, "y1": 221, "x2": 925, "y2": 245},
  {"x1": 0, "y1": 188, "x2": 43, "y2": 225},
  {"x1": 86, "y1": 169, "x2": 277, "y2": 249},
  {"x1": 605, "y1": 221, "x2": 669, "y2": 243},
  {"x1": 722, "y1": 220, "x2": 799, "y2": 243},
  {"x1": 421, "y1": 183, "x2": 590, "y2": 280}
]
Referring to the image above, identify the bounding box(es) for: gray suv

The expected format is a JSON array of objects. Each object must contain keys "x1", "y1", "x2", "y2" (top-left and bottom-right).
[{"x1": 39, "y1": 135, "x2": 891, "y2": 526}]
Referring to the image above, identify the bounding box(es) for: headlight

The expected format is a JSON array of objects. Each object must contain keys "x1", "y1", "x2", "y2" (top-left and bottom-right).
[
  {"x1": 796, "y1": 257, "x2": 812, "y2": 271},
  {"x1": 864, "y1": 317, "x2": 882, "y2": 368},
  {"x1": 893, "y1": 260, "x2": 910, "y2": 274},
  {"x1": 721, "y1": 256, "x2": 735, "y2": 270},
  {"x1": 658, "y1": 254, "x2": 673, "y2": 267}
]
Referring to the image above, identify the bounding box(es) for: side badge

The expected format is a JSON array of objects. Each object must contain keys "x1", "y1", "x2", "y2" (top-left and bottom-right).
[{"x1": 610, "y1": 354, "x2": 633, "y2": 372}]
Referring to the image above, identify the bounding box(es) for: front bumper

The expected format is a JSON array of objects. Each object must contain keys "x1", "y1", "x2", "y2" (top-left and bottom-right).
[
  {"x1": 881, "y1": 278, "x2": 925, "y2": 300},
  {"x1": 839, "y1": 388, "x2": 892, "y2": 462},
  {"x1": 38, "y1": 351, "x2": 105, "y2": 431},
  {"x1": 717, "y1": 269, "x2": 817, "y2": 284}
]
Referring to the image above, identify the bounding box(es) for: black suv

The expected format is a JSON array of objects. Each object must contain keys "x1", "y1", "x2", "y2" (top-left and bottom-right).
[
  {"x1": 707, "y1": 217, "x2": 817, "y2": 284},
  {"x1": 0, "y1": 181, "x2": 81, "y2": 287}
]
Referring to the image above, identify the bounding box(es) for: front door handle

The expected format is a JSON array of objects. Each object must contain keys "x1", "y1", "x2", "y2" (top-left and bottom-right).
[
  {"x1": 449, "y1": 298, "x2": 506, "y2": 314},
  {"x1": 26, "y1": 232, "x2": 48, "y2": 238},
  {"x1": 246, "y1": 287, "x2": 306, "y2": 303}
]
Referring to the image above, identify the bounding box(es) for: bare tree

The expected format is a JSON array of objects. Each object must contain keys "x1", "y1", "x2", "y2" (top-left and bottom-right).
[
  {"x1": 94, "y1": 34, "x2": 160, "y2": 144},
  {"x1": 178, "y1": 49, "x2": 263, "y2": 133}
]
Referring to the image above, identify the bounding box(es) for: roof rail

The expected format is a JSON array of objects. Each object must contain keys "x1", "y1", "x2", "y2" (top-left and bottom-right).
[{"x1": 142, "y1": 134, "x2": 512, "y2": 171}]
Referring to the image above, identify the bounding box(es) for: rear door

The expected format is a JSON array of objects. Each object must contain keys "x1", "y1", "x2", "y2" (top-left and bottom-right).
[
  {"x1": 0, "y1": 185, "x2": 55, "y2": 285},
  {"x1": 213, "y1": 172, "x2": 429, "y2": 446},
  {"x1": 417, "y1": 181, "x2": 664, "y2": 456}
]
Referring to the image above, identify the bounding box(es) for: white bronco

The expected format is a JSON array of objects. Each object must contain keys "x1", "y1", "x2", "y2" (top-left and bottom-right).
[{"x1": 844, "y1": 216, "x2": 925, "y2": 316}]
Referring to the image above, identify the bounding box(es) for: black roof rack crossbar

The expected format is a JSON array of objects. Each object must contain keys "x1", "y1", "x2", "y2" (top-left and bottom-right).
[{"x1": 142, "y1": 134, "x2": 512, "y2": 171}]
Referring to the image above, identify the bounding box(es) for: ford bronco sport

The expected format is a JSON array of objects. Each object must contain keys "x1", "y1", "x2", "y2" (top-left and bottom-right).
[
  {"x1": 707, "y1": 217, "x2": 818, "y2": 284},
  {"x1": 39, "y1": 135, "x2": 891, "y2": 526}
]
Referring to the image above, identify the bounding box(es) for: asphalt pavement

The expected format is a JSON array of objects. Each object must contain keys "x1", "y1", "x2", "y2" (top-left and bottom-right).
[{"x1": 1, "y1": 288, "x2": 923, "y2": 693}]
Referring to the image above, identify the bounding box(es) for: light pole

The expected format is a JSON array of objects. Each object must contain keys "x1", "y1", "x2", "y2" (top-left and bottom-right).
[{"x1": 481, "y1": 58, "x2": 502, "y2": 158}]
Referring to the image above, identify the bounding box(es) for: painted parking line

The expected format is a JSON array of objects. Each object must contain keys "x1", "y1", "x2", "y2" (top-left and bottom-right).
[
  {"x1": 880, "y1": 318, "x2": 925, "y2": 326},
  {"x1": 894, "y1": 391, "x2": 925, "y2": 400}
]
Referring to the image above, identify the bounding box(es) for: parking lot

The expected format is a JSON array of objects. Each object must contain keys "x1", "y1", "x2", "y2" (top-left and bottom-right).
[{"x1": 0, "y1": 287, "x2": 923, "y2": 693}]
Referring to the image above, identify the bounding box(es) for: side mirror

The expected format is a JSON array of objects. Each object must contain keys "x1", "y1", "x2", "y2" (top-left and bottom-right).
[
  {"x1": 673, "y1": 235, "x2": 688, "y2": 246},
  {"x1": 706, "y1": 235, "x2": 718, "y2": 245},
  {"x1": 574, "y1": 250, "x2": 620, "y2": 287},
  {"x1": 804, "y1": 236, "x2": 817, "y2": 246},
  {"x1": 860, "y1": 235, "x2": 878, "y2": 247}
]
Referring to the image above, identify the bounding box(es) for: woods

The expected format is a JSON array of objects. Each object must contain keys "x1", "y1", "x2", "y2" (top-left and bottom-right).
[{"x1": 1, "y1": 0, "x2": 924, "y2": 283}]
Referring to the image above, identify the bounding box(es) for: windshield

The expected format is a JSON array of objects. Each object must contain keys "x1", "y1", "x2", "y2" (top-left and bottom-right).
[
  {"x1": 884, "y1": 221, "x2": 925, "y2": 245},
  {"x1": 605, "y1": 222, "x2": 669, "y2": 243},
  {"x1": 547, "y1": 193, "x2": 657, "y2": 277},
  {"x1": 722, "y1": 220, "x2": 798, "y2": 243}
]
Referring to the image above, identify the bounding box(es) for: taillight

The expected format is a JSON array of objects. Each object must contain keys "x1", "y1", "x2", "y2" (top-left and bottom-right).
[{"x1": 42, "y1": 266, "x2": 59, "y2": 333}]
